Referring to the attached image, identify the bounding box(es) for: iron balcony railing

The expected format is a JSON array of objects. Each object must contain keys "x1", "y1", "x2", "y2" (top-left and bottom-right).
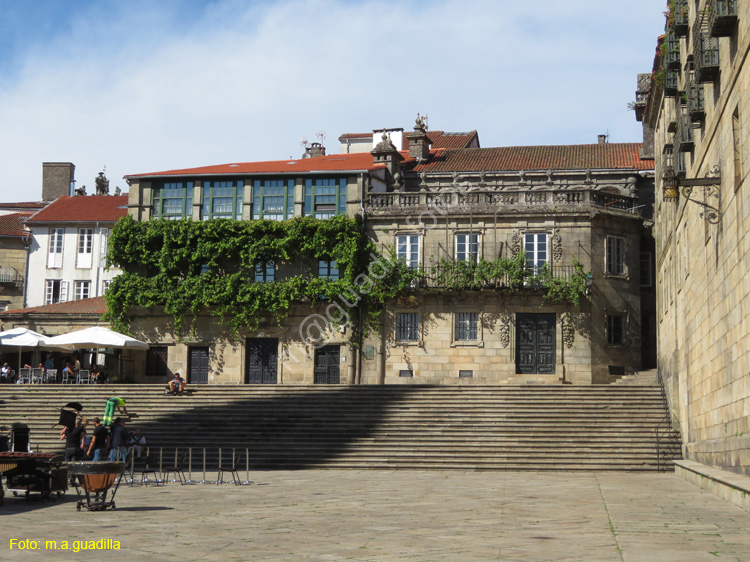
[
  {"x1": 665, "y1": 32, "x2": 681, "y2": 69},
  {"x1": 675, "y1": 109, "x2": 695, "y2": 153},
  {"x1": 0, "y1": 266, "x2": 22, "y2": 286},
  {"x1": 415, "y1": 263, "x2": 581, "y2": 291},
  {"x1": 693, "y1": 16, "x2": 720, "y2": 82},
  {"x1": 673, "y1": 0, "x2": 690, "y2": 37},
  {"x1": 707, "y1": 0, "x2": 738, "y2": 37},
  {"x1": 665, "y1": 69, "x2": 679, "y2": 97},
  {"x1": 366, "y1": 189, "x2": 640, "y2": 216},
  {"x1": 686, "y1": 73, "x2": 705, "y2": 123}
]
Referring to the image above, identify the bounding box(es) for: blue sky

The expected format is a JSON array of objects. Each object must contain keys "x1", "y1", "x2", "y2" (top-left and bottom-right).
[{"x1": 0, "y1": 0, "x2": 665, "y2": 202}]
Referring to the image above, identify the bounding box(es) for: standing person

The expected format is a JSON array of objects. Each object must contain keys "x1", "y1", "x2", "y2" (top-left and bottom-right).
[
  {"x1": 87, "y1": 417, "x2": 109, "y2": 461},
  {"x1": 61, "y1": 416, "x2": 89, "y2": 462},
  {"x1": 103, "y1": 396, "x2": 128, "y2": 426},
  {"x1": 108, "y1": 418, "x2": 129, "y2": 462},
  {"x1": 43, "y1": 355, "x2": 55, "y2": 371}
]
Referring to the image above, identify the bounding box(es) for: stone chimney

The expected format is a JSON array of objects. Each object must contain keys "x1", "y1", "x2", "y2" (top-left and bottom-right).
[
  {"x1": 598, "y1": 134, "x2": 608, "y2": 145},
  {"x1": 371, "y1": 132, "x2": 405, "y2": 187},
  {"x1": 42, "y1": 162, "x2": 75, "y2": 201},
  {"x1": 303, "y1": 142, "x2": 326, "y2": 158},
  {"x1": 406, "y1": 115, "x2": 432, "y2": 161}
]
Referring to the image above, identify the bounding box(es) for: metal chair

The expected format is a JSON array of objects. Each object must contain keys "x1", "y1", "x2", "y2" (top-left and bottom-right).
[
  {"x1": 77, "y1": 370, "x2": 90, "y2": 384},
  {"x1": 132, "y1": 453, "x2": 161, "y2": 486},
  {"x1": 163, "y1": 454, "x2": 187, "y2": 485},
  {"x1": 217, "y1": 455, "x2": 242, "y2": 485},
  {"x1": 17, "y1": 368, "x2": 31, "y2": 384},
  {"x1": 31, "y1": 368, "x2": 44, "y2": 384},
  {"x1": 45, "y1": 369, "x2": 58, "y2": 384},
  {"x1": 61, "y1": 369, "x2": 75, "y2": 384}
]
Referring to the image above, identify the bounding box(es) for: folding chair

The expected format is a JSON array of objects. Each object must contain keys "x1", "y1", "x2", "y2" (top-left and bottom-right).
[
  {"x1": 163, "y1": 454, "x2": 187, "y2": 485},
  {"x1": 217, "y1": 455, "x2": 242, "y2": 485},
  {"x1": 77, "y1": 370, "x2": 91, "y2": 384},
  {"x1": 61, "y1": 370, "x2": 75, "y2": 384},
  {"x1": 31, "y1": 368, "x2": 44, "y2": 384},
  {"x1": 45, "y1": 369, "x2": 58, "y2": 384},
  {"x1": 17, "y1": 368, "x2": 31, "y2": 384},
  {"x1": 132, "y1": 453, "x2": 161, "y2": 486}
]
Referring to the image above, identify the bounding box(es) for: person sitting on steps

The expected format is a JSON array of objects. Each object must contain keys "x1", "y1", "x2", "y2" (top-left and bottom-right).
[{"x1": 165, "y1": 371, "x2": 186, "y2": 395}]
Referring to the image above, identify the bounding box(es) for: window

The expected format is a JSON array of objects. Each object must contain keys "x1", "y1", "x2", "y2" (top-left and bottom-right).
[
  {"x1": 525, "y1": 233, "x2": 547, "y2": 274},
  {"x1": 396, "y1": 312, "x2": 419, "y2": 342},
  {"x1": 77, "y1": 228, "x2": 93, "y2": 269},
  {"x1": 607, "y1": 315, "x2": 625, "y2": 345},
  {"x1": 102, "y1": 279, "x2": 112, "y2": 294},
  {"x1": 202, "y1": 180, "x2": 244, "y2": 220},
  {"x1": 640, "y1": 252, "x2": 653, "y2": 287},
  {"x1": 318, "y1": 260, "x2": 339, "y2": 281},
  {"x1": 455, "y1": 233, "x2": 479, "y2": 262},
  {"x1": 606, "y1": 236, "x2": 625, "y2": 275},
  {"x1": 255, "y1": 262, "x2": 275, "y2": 283},
  {"x1": 147, "y1": 346, "x2": 169, "y2": 379},
  {"x1": 47, "y1": 228, "x2": 64, "y2": 268},
  {"x1": 455, "y1": 312, "x2": 479, "y2": 341},
  {"x1": 99, "y1": 228, "x2": 109, "y2": 259},
  {"x1": 253, "y1": 179, "x2": 295, "y2": 220},
  {"x1": 152, "y1": 181, "x2": 194, "y2": 219},
  {"x1": 45, "y1": 280, "x2": 68, "y2": 304},
  {"x1": 74, "y1": 280, "x2": 90, "y2": 300},
  {"x1": 396, "y1": 234, "x2": 420, "y2": 269},
  {"x1": 304, "y1": 178, "x2": 346, "y2": 219}
]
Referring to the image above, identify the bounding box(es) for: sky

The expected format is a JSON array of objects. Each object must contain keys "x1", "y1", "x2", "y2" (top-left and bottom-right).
[{"x1": 0, "y1": 0, "x2": 666, "y2": 203}]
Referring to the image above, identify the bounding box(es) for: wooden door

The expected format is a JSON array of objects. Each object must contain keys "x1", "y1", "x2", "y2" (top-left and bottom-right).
[
  {"x1": 245, "y1": 338, "x2": 278, "y2": 384},
  {"x1": 516, "y1": 313, "x2": 556, "y2": 374},
  {"x1": 314, "y1": 345, "x2": 340, "y2": 384}
]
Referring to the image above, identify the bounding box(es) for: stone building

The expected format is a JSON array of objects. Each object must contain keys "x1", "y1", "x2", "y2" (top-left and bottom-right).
[
  {"x1": 0, "y1": 213, "x2": 32, "y2": 312},
  {"x1": 637, "y1": 0, "x2": 749, "y2": 475},
  {"x1": 118, "y1": 121, "x2": 654, "y2": 386}
]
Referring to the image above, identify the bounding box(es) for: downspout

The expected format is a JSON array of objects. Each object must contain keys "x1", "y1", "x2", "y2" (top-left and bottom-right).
[
  {"x1": 357, "y1": 171, "x2": 366, "y2": 385},
  {"x1": 94, "y1": 221, "x2": 101, "y2": 297},
  {"x1": 21, "y1": 230, "x2": 32, "y2": 309}
]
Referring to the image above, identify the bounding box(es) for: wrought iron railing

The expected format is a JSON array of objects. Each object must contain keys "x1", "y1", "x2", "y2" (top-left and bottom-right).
[
  {"x1": 673, "y1": 0, "x2": 690, "y2": 36},
  {"x1": 655, "y1": 369, "x2": 682, "y2": 472},
  {"x1": 693, "y1": 15, "x2": 720, "y2": 82},
  {"x1": 665, "y1": 32, "x2": 681, "y2": 69},
  {"x1": 0, "y1": 266, "x2": 22, "y2": 286},
  {"x1": 665, "y1": 69, "x2": 679, "y2": 96},
  {"x1": 416, "y1": 263, "x2": 580, "y2": 291},
  {"x1": 366, "y1": 189, "x2": 640, "y2": 216},
  {"x1": 686, "y1": 73, "x2": 705, "y2": 123},
  {"x1": 675, "y1": 109, "x2": 695, "y2": 153}
]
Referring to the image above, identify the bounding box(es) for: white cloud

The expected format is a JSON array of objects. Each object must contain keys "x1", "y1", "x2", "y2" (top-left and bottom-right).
[{"x1": 0, "y1": 0, "x2": 665, "y2": 202}]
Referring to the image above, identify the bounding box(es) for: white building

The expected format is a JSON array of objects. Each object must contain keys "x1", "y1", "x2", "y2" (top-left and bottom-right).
[{"x1": 24, "y1": 195, "x2": 127, "y2": 308}]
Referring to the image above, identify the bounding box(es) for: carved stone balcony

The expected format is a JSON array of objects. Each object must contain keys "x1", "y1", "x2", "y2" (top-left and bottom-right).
[
  {"x1": 708, "y1": 0, "x2": 738, "y2": 37},
  {"x1": 365, "y1": 189, "x2": 640, "y2": 217},
  {"x1": 417, "y1": 262, "x2": 581, "y2": 291}
]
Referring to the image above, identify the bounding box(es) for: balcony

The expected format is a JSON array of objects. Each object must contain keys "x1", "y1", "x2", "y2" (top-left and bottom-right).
[
  {"x1": 708, "y1": 0, "x2": 738, "y2": 37},
  {"x1": 665, "y1": 69, "x2": 679, "y2": 96},
  {"x1": 673, "y1": 0, "x2": 690, "y2": 37},
  {"x1": 693, "y1": 24, "x2": 720, "y2": 82},
  {"x1": 417, "y1": 262, "x2": 582, "y2": 291},
  {"x1": 365, "y1": 189, "x2": 640, "y2": 217},
  {"x1": 675, "y1": 110, "x2": 695, "y2": 152},
  {"x1": 0, "y1": 266, "x2": 22, "y2": 287},
  {"x1": 686, "y1": 74, "x2": 705, "y2": 123},
  {"x1": 665, "y1": 33, "x2": 681, "y2": 70}
]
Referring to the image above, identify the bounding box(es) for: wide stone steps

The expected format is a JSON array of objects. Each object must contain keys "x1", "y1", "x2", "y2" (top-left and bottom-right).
[{"x1": 0, "y1": 384, "x2": 681, "y2": 471}]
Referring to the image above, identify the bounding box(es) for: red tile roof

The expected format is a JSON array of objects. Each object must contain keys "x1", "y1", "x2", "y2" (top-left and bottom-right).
[
  {"x1": 413, "y1": 144, "x2": 654, "y2": 173},
  {"x1": 126, "y1": 153, "x2": 381, "y2": 179},
  {"x1": 3, "y1": 296, "x2": 108, "y2": 316},
  {"x1": 25, "y1": 196, "x2": 128, "y2": 224},
  {"x1": 0, "y1": 213, "x2": 32, "y2": 237}
]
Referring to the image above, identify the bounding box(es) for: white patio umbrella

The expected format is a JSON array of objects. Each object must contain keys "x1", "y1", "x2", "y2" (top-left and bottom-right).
[
  {"x1": 0, "y1": 327, "x2": 71, "y2": 371},
  {"x1": 46, "y1": 326, "x2": 149, "y2": 349}
]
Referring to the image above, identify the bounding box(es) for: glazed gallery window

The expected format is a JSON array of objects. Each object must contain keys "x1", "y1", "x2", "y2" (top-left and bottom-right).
[
  {"x1": 74, "y1": 280, "x2": 91, "y2": 301},
  {"x1": 454, "y1": 312, "x2": 479, "y2": 341},
  {"x1": 255, "y1": 262, "x2": 275, "y2": 283},
  {"x1": 396, "y1": 312, "x2": 419, "y2": 342},
  {"x1": 455, "y1": 233, "x2": 479, "y2": 262},
  {"x1": 606, "y1": 236, "x2": 626, "y2": 275},
  {"x1": 525, "y1": 233, "x2": 547, "y2": 274},
  {"x1": 253, "y1": 179, "x2": 294, "y2": 221},
  {"x1": 304, "y1": 178, "x2": 346, "y2": 219},
  {"x1": 318, "y1": 260, "x2": 339, "y2": 281},
  {"x1": 202, "y1": 180, "x2": 244, "y2": 220},
  {"x1": 152, "y1": 182, "x2": 194, "y2": 219},
  {"x1": 77, "y1": 228, "x2": 93, "y2": 269},
  {"x1": 607, "y1": 314, "x2": 625, "y2": 345},
  {"x1": 396, "y1": 234, "x2": 420, "y2": 269},
  {"x1": 45, "y1": 279, "x2": 68, "y2": 305},
  {"x1": 47, "y1": 228, "x2": 64, "y2": 268}
]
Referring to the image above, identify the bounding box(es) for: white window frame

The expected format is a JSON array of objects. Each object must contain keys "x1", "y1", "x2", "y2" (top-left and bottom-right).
[
  {"x1": 524, "y1": 233, "x2": 548, "y2": 275},
  {"x1": 77, "y1": 228, "x2": 94, "y2": 269},
  {"x1": 45, "y1": 279, "x2": 68, "y2": 304},
  {"x1": 396, "y1": 234, "x2": 420, "y2": 269},
  {"x1": 606, "y1": 235, "x2": 626, "y2": 276},
  {"x1": 455, "y1": 233, "x2": 479, "y2": 263},
  {"x1": 74, "y1": 280, "x2": 91, "y2": 301},
  {"x1": 47, "y1": 228, "x2": 64, "y2": 269},
  {"x1": 99, "y1": 228, "x2": 109, "y2": 259}
]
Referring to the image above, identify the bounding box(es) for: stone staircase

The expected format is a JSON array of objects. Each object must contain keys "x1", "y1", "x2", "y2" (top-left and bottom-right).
[
  {"x1": 611, "y1": 369, "x2": 659, "y2": 385},
  {"x1": 0, "y1": 384, "x2": 682, "y2": 471}
]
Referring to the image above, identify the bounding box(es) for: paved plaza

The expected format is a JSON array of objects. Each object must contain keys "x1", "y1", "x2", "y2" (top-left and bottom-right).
[{"x1": 2, "y1": 470, "x2": 750, "y2": 561}]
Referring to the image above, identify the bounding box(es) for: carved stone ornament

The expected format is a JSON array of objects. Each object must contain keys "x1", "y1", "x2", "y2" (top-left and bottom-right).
[
  {"x1": 561, "y1": 314, "x2": 575, "y2": 349},
  {"x1": 511, "y1": 229, "x2": 522, "y2": 254},
  {"x1": 499, "y1": 314, "x2": 511, "y2": 348},
  {"x1": 552, "y1": 229, "x2": 563, "y2": 262}
]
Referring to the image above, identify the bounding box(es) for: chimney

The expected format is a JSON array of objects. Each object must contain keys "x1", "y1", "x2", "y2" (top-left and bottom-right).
[
  {"x1": 598, "y1": 134, "x2": 608, "y2": 145},
  {"x1": 303, "y1": 142, "x2": 326, "y2": 158},
  {"x1": 42, "y1": 162, "x2": 75, "y2": 201},
  {"x1": 371, "y1": 132, "x2": 404, "y2": 181},
  {"x1": 406, "y1": 115, "x2": 432, "y2": 160}
]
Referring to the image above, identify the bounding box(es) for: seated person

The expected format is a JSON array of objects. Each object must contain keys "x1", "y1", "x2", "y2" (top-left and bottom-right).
[
  {"x1": 166, "y1": 371, "x2": 186, "y2": 395},
  {"x1": 90, "y1": 364, "x2": 106, "y2": 383},
  {"x1": 1, "y1": 363, "x2": 13, "y2": 383},
  {"x1": 128, "y1": 429, "x2": 146, "y2": 457}
]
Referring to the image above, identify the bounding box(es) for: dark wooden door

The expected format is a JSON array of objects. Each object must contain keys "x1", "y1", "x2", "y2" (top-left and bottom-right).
[
  {"x1": 245, "y1": 338, "x2": 278, "y2": 384},
  {"x1": 189, "y1": 347, "x2": 210, "y2": 384},
  {"x1": 516, "y1": 313, "x2": 556, "y2": 374},
  {"x1": 314, "y1": 345, "x2": 340, "y2": 384}
]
